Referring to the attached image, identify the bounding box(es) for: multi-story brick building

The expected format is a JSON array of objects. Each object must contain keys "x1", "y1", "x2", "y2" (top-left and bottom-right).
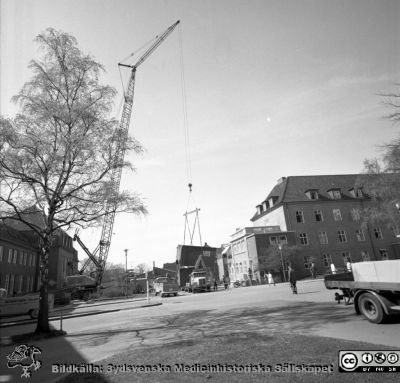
[
  {"x1": 1, "y1": 219, "x2": 79, "y2": 293},
  {"x1": 0, "y1": 224, "x2": 40, "y2": 294},
  {"x1": 251, "y1": 175, "x2": 400, "y2": 278},
  {"x1": 227, "y1": 226, "x2": 297, "y2": 283}
]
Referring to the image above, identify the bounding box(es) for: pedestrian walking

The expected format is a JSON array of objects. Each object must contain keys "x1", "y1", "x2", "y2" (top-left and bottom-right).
[
  {"x1": 267, "y1": 271, "x2": 275, "y2": 287},
  {"x1": 288, "y1": 265, "x2": 297, "y2": 294},
  {"x1": 223, "y1": 275, "x2": 230, "y2": 290},
  {"x1": 330, "y1": 263, "x2": 337, "y2": 274},
  {"x1": 213, "y1": 279, "x2": 218, "y2": 291},
  {"x1": 310, "y1": 262, "x2": 316, "y2": 279}
]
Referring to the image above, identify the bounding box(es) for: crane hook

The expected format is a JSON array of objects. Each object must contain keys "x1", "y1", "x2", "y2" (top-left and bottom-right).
[{"x1": 188, "y1": 183, "x2": 192, "y2": 193}]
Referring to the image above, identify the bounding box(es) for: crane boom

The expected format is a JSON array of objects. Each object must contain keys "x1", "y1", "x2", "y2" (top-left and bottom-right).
[{"x1": 92, "y1": 20, "x2": 180, "y2": 286}]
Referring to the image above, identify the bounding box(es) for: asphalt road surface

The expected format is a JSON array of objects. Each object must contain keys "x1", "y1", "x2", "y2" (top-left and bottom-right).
[{"x1": 1, "y1": 279, "x2": 399, "y2": 383}]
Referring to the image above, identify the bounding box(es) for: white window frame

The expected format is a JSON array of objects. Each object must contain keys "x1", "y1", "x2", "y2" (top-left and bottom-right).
[
  {"x1": 333, "y1": 209, "x2": 342, "y2": 221},
  {"x1": 379, "y1": 249, "x2": 388, "y2": 260},
  {"x1": 338, "y1": 230, "x2": 347, "y2": 243},
  {"x1": 299, "y1": 233, "x2": 308, "y2": 245},
  {"x1": 373, "y1": 228, "x2": 383, "y2": 240},
  {"x1": 355, "y1": 229, "x2": 365, "y2": 241},
  {"x1": 323, "y1": 253, "x2": 332, "y2": 267},
  {"x1": 295, "y1": 210, "x2": 305, "y2": 223},
  {"x1": 314, "y1": 209, "x2": 323, "y2": 222},
  {"x1": 361, "y1": 251, "x2": 370, "y2": 261},
  {"x1": 318, "y1": 231, "x2": 328, "y2": 245}
]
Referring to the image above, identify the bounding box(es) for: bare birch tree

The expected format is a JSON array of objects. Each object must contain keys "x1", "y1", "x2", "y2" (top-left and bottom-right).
[{"x1": 0, "y1": 28, "x2": 146, "y2": 334}]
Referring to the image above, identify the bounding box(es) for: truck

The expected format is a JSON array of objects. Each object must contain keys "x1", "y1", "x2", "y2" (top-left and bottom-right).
[
  {"x1": 188, "y1": 270, "x2": 212, "y2": 293},
  {"x1": 63, "y1": 274, "x2": 98, "y2": 301},
  {"x1": 0, "y1": 288, "x2": 54, "y2": 319},
  {"x1": 324, "y1": 260, "x2": 400, "y2": 324},
  {"x1": 153, "y1": 277, "x2": 179, "y2": 297}
]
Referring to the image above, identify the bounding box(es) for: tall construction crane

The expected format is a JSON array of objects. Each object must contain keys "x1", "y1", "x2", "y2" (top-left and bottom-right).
[{"x1": 74, "y1": 20, "x2": 180, "y2": 288}]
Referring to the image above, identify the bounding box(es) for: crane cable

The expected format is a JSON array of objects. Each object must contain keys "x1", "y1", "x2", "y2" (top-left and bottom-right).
[{"x1": 178, "y1": 23, "x2": 194, "y2": 212}]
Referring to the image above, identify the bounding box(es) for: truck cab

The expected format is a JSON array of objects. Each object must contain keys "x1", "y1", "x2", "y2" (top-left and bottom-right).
[{"x1": 190, "y1": 270, "x2": 211, "y2": 293}]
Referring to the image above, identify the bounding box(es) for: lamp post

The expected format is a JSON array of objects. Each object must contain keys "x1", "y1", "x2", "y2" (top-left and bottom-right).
[
  {"x1": 124, "y1": 249, "x2": 128, "y2": 298},
  {"x1": 278, "y1": 244, "x2": 286, "y2": 282}
]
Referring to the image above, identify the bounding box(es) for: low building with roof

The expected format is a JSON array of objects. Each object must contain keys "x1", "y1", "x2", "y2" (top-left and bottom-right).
[{"x1": 176, "y1": 244, "x2": 220, "y2": 287}]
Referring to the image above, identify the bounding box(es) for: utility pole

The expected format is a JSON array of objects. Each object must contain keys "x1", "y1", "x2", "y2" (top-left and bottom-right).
[{"x1": 124, "y1": 249, "x2": 128, "y2": 298}]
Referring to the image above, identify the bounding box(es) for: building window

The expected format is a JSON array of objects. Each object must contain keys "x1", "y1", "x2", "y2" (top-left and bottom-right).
[
  {"x1": 17, "y1": 275, "x2": 23, "y2": 293},
  {"x1": 23, "y1": 252, "x2": 27, "y2": 266},
  {"x1": 338, "y1": 230, "x2": 347, "y2": 243},
  {"x1": 9, "y1": 274, "x2": 15, "y2": 294},
  {"x1": 333, "y1": 209, "x2": 342, "y2": 221},
  {"x1": 303, "y1": 255, "x2": 311, "y2": 269},
  {"x1": 318, "y1": 231, "x2": 328, "y2": 245},
  {"x1": 295, "y1": 211, "x2": 304, "y2": 223},
  {"x1": 299, "y1": 233, "x2": 308, "y2": 245},
  {"x1": 279, "y1": 235, "x2": 288, "y2": 244},
  {"x1": 13, "y1": 250, "x2": 18, "y2": 264},
  {"x1": 19, "y1": 251, "x2": 23, "y2": 265},
  {"x1": 269, "y1": 236, "x2": 277, "y2": 245},
  {"x1": 322, "y1": 253, "x2": 332, "y2": 267},
  {"x1": 355, "y1": 229, "x2": 365, "y2": 241},
  {"x1": 306, "y1": 190, "x2": 319, "y2": 200},
  {"x1": 341, "y1": 251, "x2": 351, "y2": 263},
  {"x1": 5, "y1": 274, "x2": 10, "y2": 293},
  {"x1": 0, "y1": 246, "x2": 3, "y2": 262},
  {"x1": 373, "y1": 228, "x2": 383, "y2": 240},
  {"x1": 314, "y1": 209, "x2": 323, "y2": 222},
  {"x1": 361, "y1": 251, "x2": 370, "y2": 261},
  {"x1": 329, "y1": 189, "x2": 342, "y2": 199},
  {"x1": 390, "y1": 226, "x2": 399, "y2": 238},
  {"x1": 379, "y1": 249, "x2": 388, "y2": 260},
  {"x1": 350, "y1": 208, "x2": 361, "y2": 221},
  {"x1": 8, "y1": 249, "x2": 13, "y2": 263},
  {"x1": 356, "y1": 189, "x2": 363, "y2": 198}
]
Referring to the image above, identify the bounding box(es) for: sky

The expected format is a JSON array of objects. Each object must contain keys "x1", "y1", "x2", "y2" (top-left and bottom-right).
[{"x1": 1, "y1": 0, "x2": 400, "y2": 269}]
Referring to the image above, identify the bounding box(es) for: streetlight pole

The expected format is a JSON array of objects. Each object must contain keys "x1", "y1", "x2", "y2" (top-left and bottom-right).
[
  {"x1": 278, "y1": 244, "x2": 286, "y2": 282},
  {"x1": 124, "y1": 249, "x2": 128, "y2": 298}
]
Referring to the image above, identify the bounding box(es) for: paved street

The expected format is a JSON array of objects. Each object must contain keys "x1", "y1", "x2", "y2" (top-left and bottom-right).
[{"x1": 1, "y1": 280, "x2": 400, "y2": 383}]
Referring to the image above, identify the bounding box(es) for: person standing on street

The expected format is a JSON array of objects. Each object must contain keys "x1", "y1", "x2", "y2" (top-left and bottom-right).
[
  {"x1": 330, "y1": 263, "x2": 337, "y2": 274},
  {"x1": 267, "y1": 271, "x2": 275, "y2": 287},
  {"x1": 288, "y1": 265, "x2": 297, "y2": 294},
  {"x1": 310, "y1": 262, "x2": 316, "y2": 279}
]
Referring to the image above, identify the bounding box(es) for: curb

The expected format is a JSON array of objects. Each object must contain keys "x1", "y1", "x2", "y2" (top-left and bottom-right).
[{"x1": 0, "y1": 302, "x2": 162, "y2": 332}]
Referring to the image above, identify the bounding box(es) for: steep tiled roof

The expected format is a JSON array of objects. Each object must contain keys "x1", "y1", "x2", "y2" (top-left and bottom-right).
[{"x1": 251, "y1": 174, "x2": 361, "y2": 221}]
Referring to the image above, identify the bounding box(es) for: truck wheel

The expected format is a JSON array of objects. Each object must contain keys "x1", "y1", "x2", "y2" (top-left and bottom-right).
[
  {"x1": 358, "y1": 292, "x2": 386, "y2": 324},
  {"x1": 30, "y1": 309, "x2": 39, "y2": 319}
]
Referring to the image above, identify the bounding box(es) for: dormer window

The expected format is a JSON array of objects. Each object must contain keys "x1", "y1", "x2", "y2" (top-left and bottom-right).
[
  {"x1": 328, "y1": 189, "x2": 341, "y2": 199},
  {"x1": 349, "y1": 188, "x2": 363, "y2": 198},
  {"x1": 305, "y1": 190, "x2": 319, "y2": 200},
  {"x1": 269, "y1": 196, "x2": 278, "y2": 207}
]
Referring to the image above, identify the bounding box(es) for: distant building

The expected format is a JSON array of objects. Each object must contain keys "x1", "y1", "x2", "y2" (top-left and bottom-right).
[
  {"x1": 0, "y1": 224, "x2": 40, "y2": 295},
  {"x1": 251, "y1": 175, "x2": 400, "y2": 278},
  {"x1": 3, "y1": 211, "x2": 79, "y2": 291},
  {"x1": 227, "y1": 226, "x2": 297, "y2": 282},
  {"x1": 176, "y1": 244, "x2": 220, "y2": 287}
]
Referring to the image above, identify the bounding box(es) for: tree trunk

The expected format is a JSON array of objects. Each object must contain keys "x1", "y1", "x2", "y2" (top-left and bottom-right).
[{"x1": 35, "y1": 239, "x2": 51, "y2": 334}]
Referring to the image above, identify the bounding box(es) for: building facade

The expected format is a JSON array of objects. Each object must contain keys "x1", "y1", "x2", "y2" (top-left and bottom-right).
[
  {"x1": 251, "y1": 175, "x2": 400, "y2": 277},
  {"x1": 227, "y1": 226, "x2": 297, "y2": 282},
  {"x1": 0, "y1": 221, "x2": 78, "y2": 294},
  {"x1": 0, "y1": 224, "x2": 40, "y2": 294}
]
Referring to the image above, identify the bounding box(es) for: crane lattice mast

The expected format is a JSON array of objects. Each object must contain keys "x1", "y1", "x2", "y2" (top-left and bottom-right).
[{"x1": 78, "y1": 20, "x2": 180, "y2": 286}]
